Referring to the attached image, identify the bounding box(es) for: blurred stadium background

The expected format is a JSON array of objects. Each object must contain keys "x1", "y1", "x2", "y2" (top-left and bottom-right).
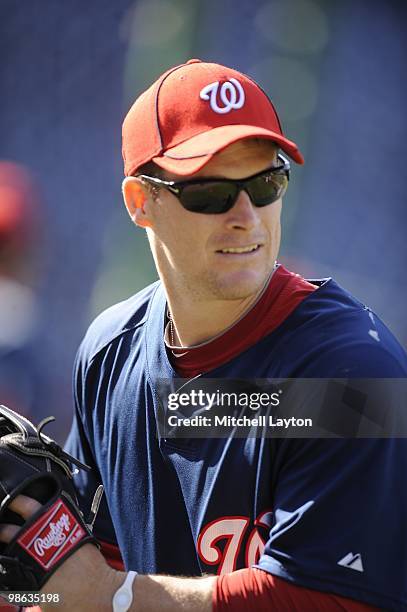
[{"x1": 1, "y1": 0, "x2": 406, "y2": 441}]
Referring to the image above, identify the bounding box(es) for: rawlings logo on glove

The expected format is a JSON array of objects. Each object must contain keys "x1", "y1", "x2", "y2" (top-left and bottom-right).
[
  {"x1": 0, "y1": 404, "x2": 102, "y2": 592},
  {"x1": 33, "y1": 512, "x2": 72, "y2": 556},
  {"x1": 18, "y1": 500, "x2": 86, "y2": 569}
]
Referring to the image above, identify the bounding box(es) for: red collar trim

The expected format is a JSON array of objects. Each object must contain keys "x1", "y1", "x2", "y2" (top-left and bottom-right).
[{"x1": 168, "y1": 265, "x2": 316, "y2": 378}]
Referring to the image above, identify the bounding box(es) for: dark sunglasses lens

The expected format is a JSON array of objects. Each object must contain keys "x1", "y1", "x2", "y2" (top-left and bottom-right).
[
  {"x1": 247, "y1": 172, "x2": 288, "y2": 206},
  {"x1": 180, "y1": 183, "x2": 239, "y2": 214}
]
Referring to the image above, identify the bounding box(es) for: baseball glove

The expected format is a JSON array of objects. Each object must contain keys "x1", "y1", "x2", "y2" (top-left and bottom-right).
[{"x1": 0, "y1": 404, "x2": 103, "y2": 592}]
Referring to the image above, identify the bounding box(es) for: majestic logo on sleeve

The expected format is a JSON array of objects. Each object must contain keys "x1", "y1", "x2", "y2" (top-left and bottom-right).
[
  {"x1": 18, "y1": 499, "x2": 86, "y2": 570},
  {"x1": 197, "y1": 510, "x2": 272, "y2": 574},
  {"x1": 338, "y1": 552, "x2": 364, "y2": 572},
  {"x1": 200, "y1": 79, "x2": 245, "y2": 114}
]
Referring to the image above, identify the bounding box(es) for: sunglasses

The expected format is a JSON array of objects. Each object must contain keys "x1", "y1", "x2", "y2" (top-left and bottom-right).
[{"x1": 138, "y1": 154, "x2": 290, "y2": 214}]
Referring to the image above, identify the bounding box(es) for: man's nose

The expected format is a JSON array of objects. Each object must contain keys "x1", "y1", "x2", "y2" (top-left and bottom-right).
[{"x1": 224, "y1": 189, "x2": 259, "y2": 231}]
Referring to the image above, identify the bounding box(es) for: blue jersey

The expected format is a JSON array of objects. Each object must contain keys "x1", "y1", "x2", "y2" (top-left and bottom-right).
[{"x1": 65, "y1": 275, "x2": 407, "y2": 611}]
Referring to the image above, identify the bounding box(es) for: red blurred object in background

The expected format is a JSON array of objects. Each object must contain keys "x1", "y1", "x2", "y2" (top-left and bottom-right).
[
  {"x1": 0, "y1": 161, "x2": 43, "y2": 419},
  {"x1": 0, "y1": 161, "x2": 39, "y2": 252}
]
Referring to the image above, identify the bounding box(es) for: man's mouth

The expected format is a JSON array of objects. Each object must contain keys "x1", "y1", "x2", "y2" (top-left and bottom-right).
[{"x1": 216, "y1": 244, "x2": 261, "y2": 254}]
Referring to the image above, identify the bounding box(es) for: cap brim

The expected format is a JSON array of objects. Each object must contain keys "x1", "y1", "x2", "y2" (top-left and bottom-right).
[{"x1": 152, "y1": 124, "x2": 304, "y2": 176}]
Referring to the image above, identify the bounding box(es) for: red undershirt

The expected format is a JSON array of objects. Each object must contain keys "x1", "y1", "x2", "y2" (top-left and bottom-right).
[{"x1": 167, "y1": 265, "x2": 316, "y2": 378}]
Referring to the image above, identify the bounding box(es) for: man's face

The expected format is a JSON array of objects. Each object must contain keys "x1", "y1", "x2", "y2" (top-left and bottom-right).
[{"x1": 145, "y1": 139, "x2": 282, "y2": 303}]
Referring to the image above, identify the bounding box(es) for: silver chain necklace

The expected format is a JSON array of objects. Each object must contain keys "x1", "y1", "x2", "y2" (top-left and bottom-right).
[{"x1": 167, "y1": 311, "x2": 189, "y2": 357}]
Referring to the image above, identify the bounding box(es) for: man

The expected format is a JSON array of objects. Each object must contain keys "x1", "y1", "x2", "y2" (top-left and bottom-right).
[{"x1": 1, "y1": 59, "x2": 407, "y2": 611}]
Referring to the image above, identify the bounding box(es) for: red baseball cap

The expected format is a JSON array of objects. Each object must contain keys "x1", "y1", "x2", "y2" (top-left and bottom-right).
[{"x1": 122, "y1": 59, "x2": 304, "y2": 177}]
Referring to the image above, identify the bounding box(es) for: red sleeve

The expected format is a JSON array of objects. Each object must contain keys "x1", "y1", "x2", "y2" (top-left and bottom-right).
[
  {"x1": 0, "y1": 603, "x2": 19, "y2": 611},
  {"x1": 213, "y1": 568, "x2": 380, "y2": 612},
  {"x1": 99, "y1": 539, "x2": 125, "y2": 571}
]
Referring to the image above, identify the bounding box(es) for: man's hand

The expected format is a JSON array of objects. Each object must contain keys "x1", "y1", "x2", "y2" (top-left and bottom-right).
[
  {"x1": 0, "y1": 494, "x2": 216, "y2": 612},
  {"x1": 0, "y1": 494, "x2": 123, "y2": 611}
]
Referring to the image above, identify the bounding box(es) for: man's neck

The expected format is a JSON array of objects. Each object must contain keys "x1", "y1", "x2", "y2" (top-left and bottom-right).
[{"x1": 165, "y1": 273, "x2": 273, "y2": 348}]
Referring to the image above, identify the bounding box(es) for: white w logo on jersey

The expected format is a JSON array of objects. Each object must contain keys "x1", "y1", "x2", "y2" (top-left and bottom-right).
[{"x1": 199, "y1": 78, "x2": 245, "y2": 114}]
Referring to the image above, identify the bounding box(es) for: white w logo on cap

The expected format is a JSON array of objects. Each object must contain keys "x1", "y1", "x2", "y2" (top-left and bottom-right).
[{"x1": 200, "y1": 79, "x2": 245, "y2": 114}]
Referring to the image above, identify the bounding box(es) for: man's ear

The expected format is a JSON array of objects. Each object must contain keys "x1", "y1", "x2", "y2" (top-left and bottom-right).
[{"x1": 122, "y1": 177, "x2": 154, "y2": 229}]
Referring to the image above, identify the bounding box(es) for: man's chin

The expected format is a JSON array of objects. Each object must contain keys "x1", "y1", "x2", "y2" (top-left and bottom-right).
[{"x1": 208, "y1": 270, "x2": 271, "y2": 301}]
